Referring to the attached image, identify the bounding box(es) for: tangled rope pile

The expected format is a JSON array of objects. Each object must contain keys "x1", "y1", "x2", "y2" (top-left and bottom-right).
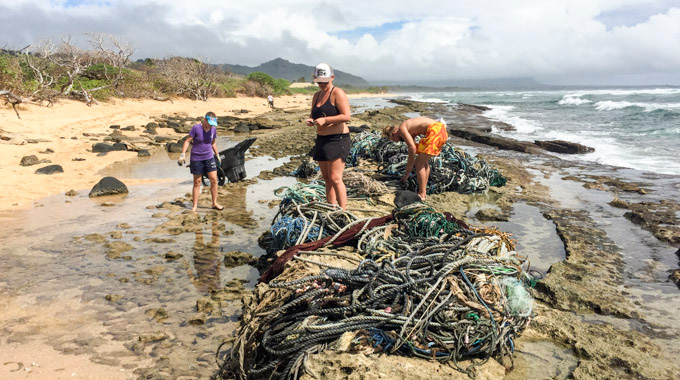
[
  {"x1": 311, "y1": 169, "x2": 388, "y2": 198},
  {"x1": 274, "y1": 183, "x2": 326, "y2": 210},
  {"x1": 348, "y1": 131, "x2": 506, "y2": 194},
  {"x1": 268, "y1": 202, "x2": 359, "y2": 253},
  {"x1": 216, "y1": 200, "x2": 536, "y2": 380},
  {"x1": 291, "y1": 156, "x2": 389, "y2": 198}
]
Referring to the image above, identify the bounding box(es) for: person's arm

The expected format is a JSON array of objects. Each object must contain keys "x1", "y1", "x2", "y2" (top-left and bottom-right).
[
  {"x1": 211, "y1": 130, "x2": 220, "y2": 164},
  {"x1": 314, "y1": 88, "x2": 351, "y2": 127},
  {"x1": 178, "y1": 135, "x2": 193, "y2": 165},
  {"x1": 306, "y1": 92, "x2": 319, "y2": 126},
  {"x1": 399, "y1": 123, "x2": 418, "y2": 182}
]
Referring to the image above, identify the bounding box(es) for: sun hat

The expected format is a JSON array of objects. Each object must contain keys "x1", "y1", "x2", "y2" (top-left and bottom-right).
[
  {"x1": 313, "y1": 63, "x2": 333, "y2": 83},
  {"x1": 205, "y1": 115, "x2": 218, "y2": 127}
]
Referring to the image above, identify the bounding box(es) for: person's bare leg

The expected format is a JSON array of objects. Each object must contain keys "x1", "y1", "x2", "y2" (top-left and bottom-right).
[
  {"x1": 207, "y1": 171, "x2": 222, "y2": 209},
  {"x1": 328, "y1": 158, "x2": 347, "y2": 210},
  {"x1": 192, "y1": 174, "x2": 202, "y2": 211},
  {"x1": 415, "y1": 154, "x2": 432, "y2": 200},
  {"x1": 319, "y1": 161, "x2": 337, "y2": 205}
]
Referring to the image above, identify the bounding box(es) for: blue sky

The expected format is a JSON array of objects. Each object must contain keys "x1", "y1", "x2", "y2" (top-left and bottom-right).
[
  {"x1": 332, "y1": 21, "x2": 408, "y2": 43},
  {"x1": 1, "y1": 0, "x2": 680, "y2": 85}
]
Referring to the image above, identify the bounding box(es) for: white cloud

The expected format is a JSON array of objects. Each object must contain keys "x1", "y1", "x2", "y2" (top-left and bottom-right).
[{"x1": 0, "y1": 0, "x2": 679, "y2": 84}]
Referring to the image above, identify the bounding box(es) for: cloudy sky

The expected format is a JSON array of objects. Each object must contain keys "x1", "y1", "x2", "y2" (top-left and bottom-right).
[{"x1": 2, "y1": 0, "x2": 679, "y2": 85}]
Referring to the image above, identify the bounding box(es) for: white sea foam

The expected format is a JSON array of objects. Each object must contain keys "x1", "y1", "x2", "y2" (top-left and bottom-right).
[
  {"x1": 482, "y1": 105, "x2": 541, "y2": 134},
  {"x1": 406, "y1": 94, "x2": 448, "y2": 103},
  {"x1": 540, "y1": 131, "x2": 680, "y2": 175},
  {"x1": 565, "y1": 88, "x2": 680, "y2": 97},
  {"x1": 594, "y1": 101, "x2": 680, "y2": 112},
  {"x1": 558, "y1": 95, "x2": 592, "y2": 106}
]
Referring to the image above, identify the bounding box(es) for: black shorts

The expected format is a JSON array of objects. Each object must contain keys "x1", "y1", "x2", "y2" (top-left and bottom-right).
[
  {"x1": 189, "y1": 158, "x2": 217, "y2": 175},
  {"x1": 312, "y1": 133, "x2": 351, "y2": 162}
]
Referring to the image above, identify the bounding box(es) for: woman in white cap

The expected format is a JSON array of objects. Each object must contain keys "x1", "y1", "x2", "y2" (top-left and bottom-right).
[{"x1": 305, "y1": 63, "x2": 351, "y2": 210}]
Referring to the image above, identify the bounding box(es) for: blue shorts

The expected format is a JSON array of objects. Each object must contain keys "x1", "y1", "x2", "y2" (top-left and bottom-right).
[{"x1": 190, "y1": 158, "x2": 217, "y2": 175}]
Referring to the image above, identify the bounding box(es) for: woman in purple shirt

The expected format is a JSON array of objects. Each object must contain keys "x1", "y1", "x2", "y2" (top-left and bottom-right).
[{"x1": 178, "y1": 111, "x2": 224, "y2": 211}]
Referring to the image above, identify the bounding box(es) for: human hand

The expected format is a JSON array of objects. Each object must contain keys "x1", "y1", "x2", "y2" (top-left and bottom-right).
[
  {"x1": 305, "y1": 118, "x2": 314, "y2": 126},
  {"x1": 314, "y1": 117, "x2": 327, "y2": 127},
  {"x1": 178, "y1": 153, "x2": 185, "y2": 166}
]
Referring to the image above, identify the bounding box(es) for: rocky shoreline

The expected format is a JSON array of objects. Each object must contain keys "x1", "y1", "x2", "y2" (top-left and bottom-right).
[
  {"x1": 4, "y1": 97, "x2": 676, "y2": 379},
  {"x1": 125, "y1": 99, "x2": 679, "y2": 379}
]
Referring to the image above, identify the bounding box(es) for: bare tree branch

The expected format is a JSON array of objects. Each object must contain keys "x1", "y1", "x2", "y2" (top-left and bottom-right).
[{"x1": 0, "y1": 90, "x2": 24, "y2": 119}]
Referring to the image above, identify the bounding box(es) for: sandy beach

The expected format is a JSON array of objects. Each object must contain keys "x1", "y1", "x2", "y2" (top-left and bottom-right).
[{"x1": 0, "y1": 93, "x2": 380, "y2": 211}]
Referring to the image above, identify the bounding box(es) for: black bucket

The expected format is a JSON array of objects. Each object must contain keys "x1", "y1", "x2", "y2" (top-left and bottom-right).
[{"x1": 202, "y1": 138, "x2": 257, "y2": 186}]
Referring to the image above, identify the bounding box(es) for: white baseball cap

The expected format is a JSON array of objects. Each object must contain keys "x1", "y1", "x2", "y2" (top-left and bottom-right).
[{"x1": 313, "y1": 63, "x2": 333, "y2": 83}]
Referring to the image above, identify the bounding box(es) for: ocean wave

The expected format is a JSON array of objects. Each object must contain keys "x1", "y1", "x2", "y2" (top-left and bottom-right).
[
  {"x1": 405, "y1": 95, "x2": 448, "y2": 103},
  {"x1": 558, "y1": 95, "x2": 592, "y2": 106},
  {"x1": 482, "y1": 105, "x2": 540, "y2": 133},
  {"x1": 594, "y1": 101, "x2": 680, "y2": 112},
  {"x1": 566, "y1": 88, "x2": 680, "y2": 97},
  {"x1": 549, "y1": 133, "x2": 680, "y2": 175}
]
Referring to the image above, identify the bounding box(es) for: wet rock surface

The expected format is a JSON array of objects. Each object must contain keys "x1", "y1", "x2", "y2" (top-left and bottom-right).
[
  {"x1": 89, "y1": 176, "x2": 129, "y2": 197},
  {"x1": 534, "y1": 139, "x2": 595, "y2": 154},
  {"x1": 35, "y1": 164, "x2": 64, "y2": 175},
  {"x1": 610, "y1": 199, "x2": 680, "y2": 245}
]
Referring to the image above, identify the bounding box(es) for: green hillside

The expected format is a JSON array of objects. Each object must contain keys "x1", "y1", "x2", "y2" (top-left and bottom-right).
[{"x1": 220, "y1": 58, "x2": 370, "y2": 87}]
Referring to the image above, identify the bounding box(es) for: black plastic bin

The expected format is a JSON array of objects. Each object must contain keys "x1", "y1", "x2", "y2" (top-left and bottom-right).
[{"x1": 202, "y1": 138, "x2": 257, "y2": 186}]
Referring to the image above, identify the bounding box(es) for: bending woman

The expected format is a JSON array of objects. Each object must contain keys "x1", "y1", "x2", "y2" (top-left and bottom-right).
[{"x1": 305, "y1": 63, "x2": 351, "y2": 210}]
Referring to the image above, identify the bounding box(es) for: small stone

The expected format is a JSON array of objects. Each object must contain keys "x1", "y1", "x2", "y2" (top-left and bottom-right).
[
  {"x1": 84, "y1": 233, "x2": 107, "y2": 243},
  {"x1": 475, "y1": 208, "x2": 509, "y2": 222},
  {"x1": 138, "y1": 332, "x2": 168, "y2": 343},
  {"x1": 72, "y1": 158, "x2": 86, "y2": 161},
  {"x1": 105, "y1": 294, "x2": 123, "y2": 302},
  {"x1": 105, "y1": 241, "x2": 132, "y2": 259},
  {"x1": 145, "y1": 237, "x2": 175, "y2": 244},
  {"x1": 110, "y1": 231, "x2": 123, "y2": 239},
  {"x1": 145, "y1": 308, "x2": 169, "y2": 322},
  {"x1": 137, "y1": 149, "x2": 151, "y2": 157},
  {"x1": 224, "y1": 251, "x2": 257, "y2": 268},
  {"x1": 65, "y1": 189, "x2": 78, "y2": 196},
  {"x1": 35, "y1": 165, "x2": 64, "y2": 175},
  {"x1": 117, "y1": 223, "x2": 132, "y2": 229},
  {"x1": 20, "y1": 155, "x2": 40, "y2": 166},
  {"x1": 164, "y1": 251, "x2": 183, "y2": 261},
  {"x1": 188, "y1": 315, "x2": 206, "y2": 326}
]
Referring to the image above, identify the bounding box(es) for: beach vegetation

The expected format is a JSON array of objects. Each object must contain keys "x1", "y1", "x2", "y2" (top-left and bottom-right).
[
  {"x1": 2, "y1": 34, "x2": 386, "y2": 115},
  {"x1": 246, "y1": 71, "x2": 275, "y2": 87}
]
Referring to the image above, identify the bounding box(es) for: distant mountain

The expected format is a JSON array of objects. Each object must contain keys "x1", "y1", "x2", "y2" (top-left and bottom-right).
[{"x1": 220, "y1": 58, "x2": 370, "y2": 87}]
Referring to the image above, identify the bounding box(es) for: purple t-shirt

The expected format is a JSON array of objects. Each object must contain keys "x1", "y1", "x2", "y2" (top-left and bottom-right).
[{"x1": 189, "y1": 123, "x2": 217, "y2": 161}]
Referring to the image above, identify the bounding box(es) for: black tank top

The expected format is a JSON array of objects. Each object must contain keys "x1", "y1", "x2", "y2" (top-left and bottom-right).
[{"x1": 311, "y1": 87, "x2": 340, "y2": 119}]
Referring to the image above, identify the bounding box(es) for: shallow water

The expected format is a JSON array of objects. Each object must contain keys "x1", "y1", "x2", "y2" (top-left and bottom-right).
[
  {"x1": 467, "y1": 200, "x2": 566, "y2": 275},
  {"x1": 529, "y1": 165, "x2": 680, "y2": 356},
  {"x1": 0, "y1": 139, "x2": 298, "y2": 378}
]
